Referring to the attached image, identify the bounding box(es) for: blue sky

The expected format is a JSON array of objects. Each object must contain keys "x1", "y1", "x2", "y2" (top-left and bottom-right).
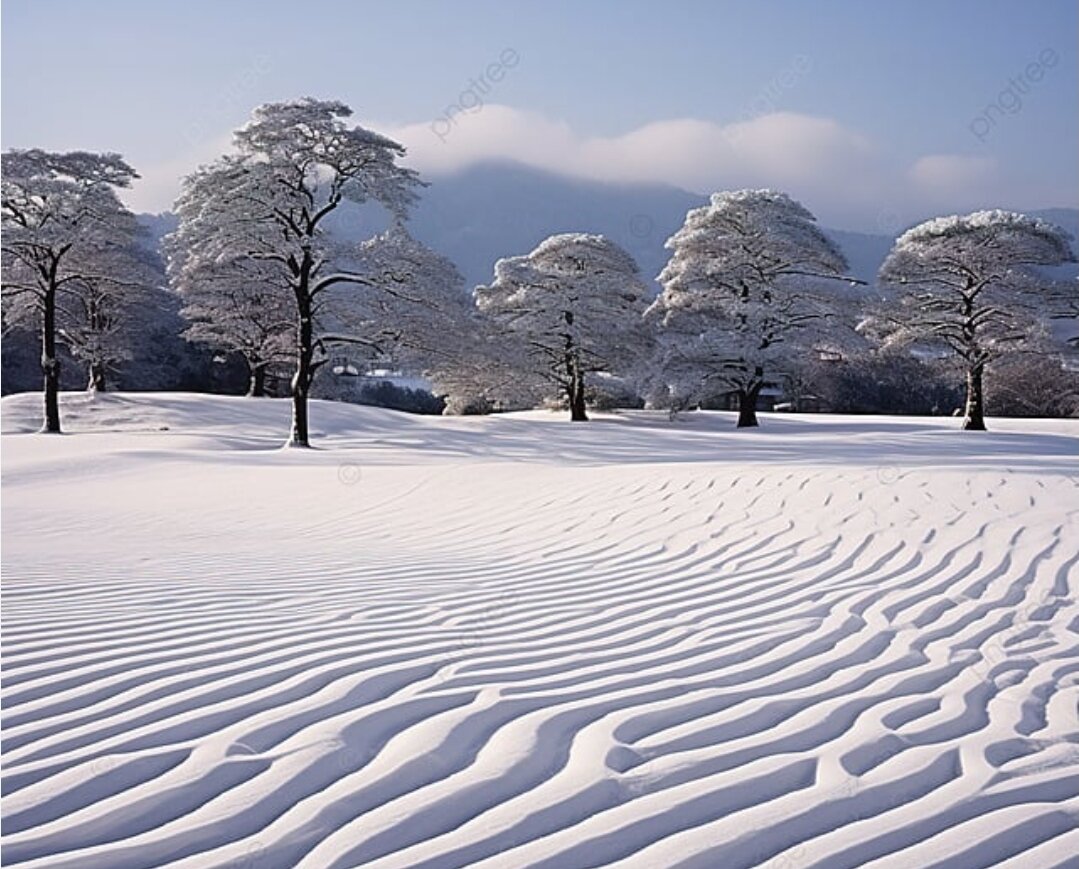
[{"x1": 3, "y1": 0, "x2": 1076, "y2": 228}]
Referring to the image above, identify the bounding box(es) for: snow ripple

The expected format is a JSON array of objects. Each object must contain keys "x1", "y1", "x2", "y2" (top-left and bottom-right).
[{"x1": 2, "y1": 401, "x2": 1078, "y2": 867}]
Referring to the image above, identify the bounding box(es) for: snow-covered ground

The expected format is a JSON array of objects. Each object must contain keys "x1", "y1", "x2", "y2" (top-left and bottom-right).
[{"x1": 2, "y1": 392, "x2": 1077, "y2": 868}]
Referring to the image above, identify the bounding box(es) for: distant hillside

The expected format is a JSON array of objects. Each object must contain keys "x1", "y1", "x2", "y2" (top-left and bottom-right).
[
  {"x1": 1031, "y1": 208, "x2": 1079, "y2": 242},
  {"x1": 820, "y1": 229, "x2": 896, "y2": 286},
  {"x1": 409, "y1": 162, "x2": 706, "y2": 289},
  {"x1": 136, "y1": 211, "x2": 179, "y2": 248},
  {"x1": 138, "y1": 162, "x2": 1078, "y2": 292}
]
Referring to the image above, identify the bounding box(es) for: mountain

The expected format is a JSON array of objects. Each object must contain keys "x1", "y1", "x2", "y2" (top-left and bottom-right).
[
  {"x1": 1031, "y1": 208, "x2": 1079, "y2": 243},
  {"x1": 397, "y1": 163, "x2": 1078, "y2": 289},
  {"x1": 409, "y1": 162, "x2": 706, "y2": 290},
  {"x1": 136, "y1": 211, "x2": 179, "y2": 249},
  {"x1": 406, "y1": 163, "x2": 901, "y2": 288},
  {"x1": 818, "y1": 229, "x2": 896, "y2": 287},
  {"x1": 139, "y1": 162, "x2": 1078, "y2": 291}
]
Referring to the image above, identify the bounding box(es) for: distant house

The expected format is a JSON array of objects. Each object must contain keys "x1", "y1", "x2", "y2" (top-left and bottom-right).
[
  {"x1": 702, "y1": 386, "x2": 783, "y2": 412},
  {"x1": 775, "y1": 394, "x2": 831, "y2": 413},
  {"x1": 331, "y1": 360, "x2": 362, "y2": 377}
]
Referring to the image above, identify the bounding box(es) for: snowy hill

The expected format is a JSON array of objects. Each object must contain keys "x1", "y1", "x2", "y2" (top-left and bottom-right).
[{"x1": 2, "y1": 392, "x2": 1078, "y2": 867}]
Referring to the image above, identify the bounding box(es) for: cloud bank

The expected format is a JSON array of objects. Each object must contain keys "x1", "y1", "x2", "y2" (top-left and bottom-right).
[
  {"x1": 379, "y1": 106, "x2": 1056, "y2": 229},
  {"x1": 395, "y1": 108, "x2": 870, "y2": 190},
  {"x1": 125, "y1": 105, "x2": 1066, "y2": 231}
]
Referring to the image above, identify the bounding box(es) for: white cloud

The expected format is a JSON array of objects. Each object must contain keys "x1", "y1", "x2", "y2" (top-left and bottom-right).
[
  {"x1": 376, "y1": 106, "x2": 925, "y2": 228},
  {"x1": 119, "y1": 133, "x2": 233, "y2": 214},
  {"x1": 116, "y1": 105, "x2": 1053, "y2": 231},
  {"x1": 381, "y1": 106, "x2": 879, "y2": 202},
  {"x1": 907, "y1": 154, "x2": 998, "y2": 200}
]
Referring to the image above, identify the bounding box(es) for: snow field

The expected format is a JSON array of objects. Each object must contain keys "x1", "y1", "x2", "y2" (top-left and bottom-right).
[{"x1": 2, "y1": 392, "x2": 1077, "y2": 867}]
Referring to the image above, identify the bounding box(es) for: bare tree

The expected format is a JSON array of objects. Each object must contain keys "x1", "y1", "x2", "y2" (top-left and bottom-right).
[
  {"x1": 986, "y1": 353, "x2": 1079, "y2": 418},
  {"x1": 55, "y1": 235, "x2": 162, "y2": 392}
]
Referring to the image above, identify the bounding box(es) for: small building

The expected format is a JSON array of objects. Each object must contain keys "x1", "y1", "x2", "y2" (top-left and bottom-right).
[
  {"x1": 775, "y1": 394, "x2": 832, "y2": 413},
  {"x1": 702, "y1": 386, "x2": 783, "y2": 412}
]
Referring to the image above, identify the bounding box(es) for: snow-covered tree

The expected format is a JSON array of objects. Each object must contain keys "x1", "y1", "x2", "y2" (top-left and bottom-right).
[
  {"x1": 877, "y1": 210, "x2": 1076, "y2": 430},
  {"x1": 173, "y1": 252, "x2": 295, "y2": 396},
  {"x1": 46, "y1": 228, "x2": 165, "y2": 393},
  {"x1": 2, "y1": 149, "x2": 142, "y2": 429},
  {"x1": 427, "y1": 311, "x2": 546, "y2": 414},
  {"x1": 986, "y1": 353, "x2": 1079, "y2": 418},
  {"x1": 335, "y1": 222, "x2": 474, "y2": 371},
  {"x1": 474, "y1": 233, "x2": 651, "y2": 421},
  {"x1": 1049, "y1": 277, "x2": 1079, "y2": 349},
  {"x1": 58, "y1": 284, "x2": 135, "y2": 391},
  {"x1": 646, "y1": 190, "x2": 860, "y2": 428},
  {"x1": 167, "y1": 98, "x2": 422, "y2": 446}
]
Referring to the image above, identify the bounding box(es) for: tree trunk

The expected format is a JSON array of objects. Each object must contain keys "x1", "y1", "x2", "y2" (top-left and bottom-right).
[
  {"x1": 736, "y1": 381, "x2": 763, "y2": 428},
  {"x1": 962, "y1": 364, "x2": 987, "y2": 431},
  {"x1": 569, "y1": 370, "x2": 589, "y2": 422},
  {"x1": 562, "y1": 312, "x2": 588, "y2": 421},
  {"x1": 247, "y1": 363, "x2": 266, "y2": 398},
  {"x1": 288, "y1": 256, "x2": 314, "y2": 447},
  {"x1": 41, "y1": 281, "x2": 61, "y2": 433},
  {"x1": 87, "y1": 362, "x2": 107, "y2": 393}
]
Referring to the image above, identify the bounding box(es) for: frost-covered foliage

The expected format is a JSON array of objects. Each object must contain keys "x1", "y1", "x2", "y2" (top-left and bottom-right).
[
  {"x1": 646, "y1": 190, "x2": 858, "y2": 427},
  {"x1": 173, "y1": 246, "x2": 294, "y2": 397},
  {"x1": 167, "y1": 98, "x2": 423, "y2": 445},
  {"x1": 428, "y1": 313, "x2": 546, "y2": 415},
  {"x1": 54, "y1": 239, "x2": 165, "y2": 393},
  {"x1": 473, "y1": 233, "x2": 651, "y2": 420},
  {"x1": 1048, "y1": 277, "x2": 1079, "y2": 349},
  {"x1": 312, "y1": 222, "x2": 482, "y2": 406},
  {"x1": 1, "y1": 149, "x2": 146, "y2": 429},
  {"x1": 986, "y1": 354, "x2": 1079, "y2": 418},
  {"x1": 340, "y1": 222, "x2": 473, "y2": 369},
  {"x1": 787, "y1": 349, "x2": 963, "y2": 416},
  {"x1": 876, "y1": 210, "x2": 1076, "y2": 430}
]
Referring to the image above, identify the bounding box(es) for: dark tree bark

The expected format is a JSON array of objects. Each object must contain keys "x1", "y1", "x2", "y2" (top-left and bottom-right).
[
  {"x1": 736, "y1": 386, "x2": 761, "y2": 428},
  {"x1": 41, "y1": 264, "x2": 61, "y2": 433},
  {"x1": 563, "y1": 310, "x2": 588, "y2": 421},
  {"x1": 247, "y1": 362, "x2": 266, "y2": 398},
  {"x1": 962, "y1": 363, "x2": 987, "y2": 431},
  {"x1": 288, "y1": 251, "x2": 315, "y2": 447},
  {"x1": 736, "y1": 371, "x2": 765, "y2": 428},
  {"x1": 87, "y1": 362, "x2": 107, "y2": 392},
  {"x1": 569, "y1": 372, "x2": 589, "y2": 422}
]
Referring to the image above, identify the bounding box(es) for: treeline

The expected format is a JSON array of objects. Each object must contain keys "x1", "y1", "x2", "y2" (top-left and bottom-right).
[{"x1": 2, "y1": 98, "x2": 1077, "y2": 442}]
